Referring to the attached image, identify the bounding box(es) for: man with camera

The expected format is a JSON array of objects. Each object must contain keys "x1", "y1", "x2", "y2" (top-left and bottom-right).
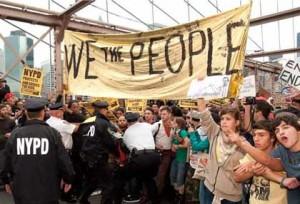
[{"x1": 243, "y1": 97, "x2": 274, "y2": 133}]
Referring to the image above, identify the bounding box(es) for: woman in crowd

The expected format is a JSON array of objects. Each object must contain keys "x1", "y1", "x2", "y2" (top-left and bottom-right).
[
  {"x1": 197, "y1": 98, "x2": 245, "y2": 204},
  {"x1": 170, "y1": 117, "x2": 189, "y2": 203}
]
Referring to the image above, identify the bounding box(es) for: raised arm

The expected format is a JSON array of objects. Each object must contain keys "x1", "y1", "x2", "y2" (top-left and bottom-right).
[
  {"x1": 197, "y1": 98, "x2": 220, "y2": 140},
  {"x1": 243, "y1": 104, "x2": 252, "y2": 132},
  {"x1": 230, "y1": 133, "x2": 283, "y2": 171}
]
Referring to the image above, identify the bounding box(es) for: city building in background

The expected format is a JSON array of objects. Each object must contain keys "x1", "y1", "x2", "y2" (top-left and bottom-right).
[
  {"x1": 4, "y1": 30, "x2": 34, "y2": 96},
  {"x1": 41, "y1": 60, "x2": 55, "y2": 97}
]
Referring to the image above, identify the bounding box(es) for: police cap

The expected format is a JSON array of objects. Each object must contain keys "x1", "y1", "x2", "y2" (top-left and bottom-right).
[
  {"x1": 92, "y1": 100, "x2": 109, "y2": 109},
  {"x1": 125, "y1": 112, "x2": 140, "y2": 123},
  {"x1": 49, "y1": 102, "x2": 64, "y2": 110},
  {"x1": 25, "y1": 98, "x2": 48, "y2": 112}
]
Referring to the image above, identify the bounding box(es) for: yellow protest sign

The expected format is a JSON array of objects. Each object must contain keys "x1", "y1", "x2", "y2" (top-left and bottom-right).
[
  {"x1": 178, "y1": 100, "x2": 198, "y2": 109},
  {"x1": 126, "y1": 99, "x2": 147, "y2": 113},
  {"x1": 20, "y1": 66, "x2": 43, "y2": 97},
  {"x1": 64, "y1": 3, "x2": 251, "y2": 99}
]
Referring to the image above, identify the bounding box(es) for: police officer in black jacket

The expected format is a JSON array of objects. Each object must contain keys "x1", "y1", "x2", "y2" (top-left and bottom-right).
[
  {"x1": 0, "y1": 98, "x2": 74, "y2": 204},
  {"x1": 79, "y1": 100, "x2": 120, "y2": 204}
]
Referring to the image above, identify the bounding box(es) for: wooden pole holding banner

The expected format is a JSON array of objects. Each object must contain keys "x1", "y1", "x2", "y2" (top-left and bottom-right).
[
  {"x1": 52, "y1": 0, "x2": 95, "y2": 99},
  {"x1": 54, "y1": 27, "x2": 63, "y2": 96}
]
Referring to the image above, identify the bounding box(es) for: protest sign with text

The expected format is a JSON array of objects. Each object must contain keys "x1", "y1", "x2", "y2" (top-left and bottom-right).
[
  {"x1": 187, "y1": 75, "x2": 231, "y2": 100},
  {"x1": 126, "y1": 99, "x2": 147, "y2": 114},
  {"x1": 64, "y1": 3, "x2": 251, "y2": 99},
  {"x1": 239, "y1": 75, "x2": 256, "y2": 98},
  {"x1": 279, "y1": 60, "x2": 300, "y2": 91},
  {"x1": 178, "y1": 99, "x2": 198, "y2": 109},
  {"x1": 20, "y1": 66, "x2": 43, "y2": 97}
]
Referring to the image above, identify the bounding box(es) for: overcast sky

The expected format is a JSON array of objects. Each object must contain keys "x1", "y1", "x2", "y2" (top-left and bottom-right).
[{"x1": 0, "y1": 0, "x2": 300, "y2": 68}]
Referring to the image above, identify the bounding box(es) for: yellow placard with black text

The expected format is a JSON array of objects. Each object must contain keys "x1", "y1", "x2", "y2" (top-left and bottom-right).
[
  {"x1": 178, "y1": 100, "x2": 198, "y2": 109},
  {"x1": 126, "y1": 99, "x2": 147, "y2": 114},
  {"x1": 20, "y1": 66, "x2": 43, "y2": 97}
]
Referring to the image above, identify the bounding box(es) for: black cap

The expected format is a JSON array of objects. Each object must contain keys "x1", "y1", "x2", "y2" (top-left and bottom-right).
[
  {"x1": 125, "y1": 112, "x2": 140, "y2": 123},
  {"x1": 49, "y1": 102, "x2": 63, "y2": 110},
  {"x1": 92, "y1": 100, "x2": 109, "y2": 109},
  {"x1": 25, "y1": 98, "x2": 48, "y2": 112}
]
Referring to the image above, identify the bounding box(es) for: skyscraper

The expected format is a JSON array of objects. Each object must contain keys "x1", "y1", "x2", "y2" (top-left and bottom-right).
[
  {"x1": 41, "y1": 60, "x2": 55, "y2": 97},
  {"x1": 4, "y1": 30, "x2": 34, "y2": 95}
]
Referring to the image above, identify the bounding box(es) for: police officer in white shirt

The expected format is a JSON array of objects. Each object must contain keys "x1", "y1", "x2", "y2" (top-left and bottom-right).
[
  {"x1": 46, "y1": 102, "x2": 78, "y2": 150},
  {"x1": 122, "y1": 112, "x2": 161, "y2": 203}
]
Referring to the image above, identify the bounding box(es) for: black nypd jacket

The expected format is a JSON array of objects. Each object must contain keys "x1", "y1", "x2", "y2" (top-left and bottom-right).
[
  {"x1": 0, "y1": 119, "x2": 74, "y2": 204},
  {"x1": 80, "y1": 113, "x2": 119, "y2": 165}
]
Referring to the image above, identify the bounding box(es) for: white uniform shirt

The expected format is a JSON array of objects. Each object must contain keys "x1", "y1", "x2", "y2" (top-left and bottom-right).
[
  {"x1": 152, "y1": 121, "x2": 172, "y2": 150},
  {"x1": 123, "y1": 122, "x2": 155, "y2": 152},
  {"x1": 46, "y1": 116, "x2": 76, "y2": 150}
]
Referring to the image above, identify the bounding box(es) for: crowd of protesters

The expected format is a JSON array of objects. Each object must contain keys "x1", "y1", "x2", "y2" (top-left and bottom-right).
[{"x1": 0, "y1": 77, "x2": 300, "y2": 204}]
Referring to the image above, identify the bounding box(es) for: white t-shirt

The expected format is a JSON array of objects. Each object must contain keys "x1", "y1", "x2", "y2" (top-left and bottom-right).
[
  {"x1": 123, "y1": 122, "x2": 155, "y2": 151},
  {"x1": 46, "y1": 116, "x2": 76, "y2": 150},
  {"x1": 151, "y1": 120, "x2": 172, "y2": 150}
]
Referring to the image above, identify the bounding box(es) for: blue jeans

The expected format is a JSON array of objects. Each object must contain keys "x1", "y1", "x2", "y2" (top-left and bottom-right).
[
  {"x1": 170, "y1": 160, "x2": 186, "y2": 187},
  {"x1": 202, "y1": 183, "x2": 242, "y2": 204},
  {"x1": 199, "y1": 178, "x2": 205, "y2": 204}
]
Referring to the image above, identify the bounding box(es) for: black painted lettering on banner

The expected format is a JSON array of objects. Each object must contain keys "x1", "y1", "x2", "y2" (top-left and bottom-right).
[
  {"x1": 226, "y1": 20, "x2": 245, "y2": 74},
  {"x1": 188, "y1": 30, "x2": 206, "y2": 76},
  {"x1": 117, "y1": 46, "x2": 124, "y2": 62},
  {"x1": 130, "y1": 42, "x2": 144, "y2": 75},
  {"x1": 165, "y1": 34, "x2": 186, "y2": 74},
  {"x1": 207, "y1": 28, "x2": 221, "y2": 76},
  {"x1": 85, "y1": 40, "x2": 98, "y2": 79},
  {"x1": 101, "y1": 46, "x2": 123, "y2": 62},
  {"x1": 64, "y1": 42, "x2": 84, "y2": 79},
  {"x1": 149, "y1": 37, "x2": 164, "y2": 75},
  {"x1": 65, "y1": 20, "x2": 246, "y2": 79},
  {"x1": 109, "y1": 46, "x2": 124, "y2": 62},
  {"x1": 101, "y1": 47, "x2": 108, "y2": 62}
]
